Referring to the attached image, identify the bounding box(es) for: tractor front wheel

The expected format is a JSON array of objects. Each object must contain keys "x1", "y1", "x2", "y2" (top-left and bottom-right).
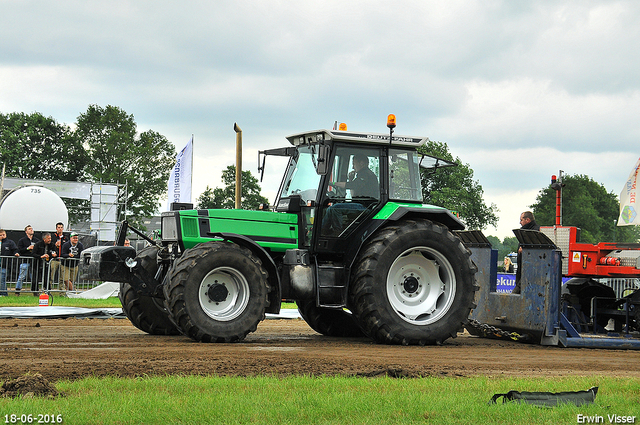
[
  {"x1": 118, "y1": 246, "x2": 180, "y2": 335},
  {"x1": 163, "y1": 241, "x2": 270, "y2": 342}
]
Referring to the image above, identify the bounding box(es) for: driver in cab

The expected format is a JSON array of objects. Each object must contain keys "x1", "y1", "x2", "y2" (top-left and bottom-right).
[
  {"x1": 332, "y1": 154, "x2": 379, "y2": 199},
  {"x1": 322, "y1": 154, "x2": 379, "y2": 236}
]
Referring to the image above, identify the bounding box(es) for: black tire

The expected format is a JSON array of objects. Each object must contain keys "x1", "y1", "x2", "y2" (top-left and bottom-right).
[
  {"x1": 350, "y1": 219, "x2": 478, "y2": 345},
  {"x1": 118, "y1": 246, "x2": 180, "y2": 335},
  {"x1": 296, "y1": 299, "x2": 365, "y2": 337},
  {"x1": 163, "y1": 241, "x2": 270, "y2": 343},
  {"x1": 119, "y1": 282, "x2": 181, "y2": 335}
]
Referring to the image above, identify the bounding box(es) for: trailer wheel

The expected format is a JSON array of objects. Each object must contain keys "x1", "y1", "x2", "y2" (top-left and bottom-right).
[
  {"x1": 350, "y1": 219, "x2": 478, "y2": 345},
  {"x1": 163, "y1": 241, "x2": 269, "y2": 343},
  {"x1": 296, "y1": 299, "x2": 365, "y2": 337},
  {"x1": 118, "y1": 246, "x2": 180, "y2": 335}
]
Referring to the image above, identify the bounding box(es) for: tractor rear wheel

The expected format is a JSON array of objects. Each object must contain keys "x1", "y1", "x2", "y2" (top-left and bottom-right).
[
  {"x1": 118, "y1": 246, "x2": 180, "y2": 335},
  {"x1": 296, "y1": 299, "x2": 365, "y2": 337},
  {"x1": 163, "y1": 241, "x2": 270, "y2": 342},
  {"x1": 350, "y1": 219, "x2": 478, "y2": 345}
]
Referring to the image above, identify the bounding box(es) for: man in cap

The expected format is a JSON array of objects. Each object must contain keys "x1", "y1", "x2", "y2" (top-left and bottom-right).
[
  {"x1": 49, "y1": 222, "x2": 68, "y2": 291},
  {"x1": 61, "y1": 232, "x2": 84, "y2": 292}
]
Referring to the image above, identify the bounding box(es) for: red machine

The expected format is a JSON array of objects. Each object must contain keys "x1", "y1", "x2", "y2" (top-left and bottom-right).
[
  {"x1": 541, "y1": 172, "x2": 640, "y2": 280},
  {"x1": 541, "y1": 224, "x2": 640, "y2": 278}
]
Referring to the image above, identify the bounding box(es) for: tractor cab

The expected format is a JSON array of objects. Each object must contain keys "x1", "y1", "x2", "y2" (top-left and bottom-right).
[{"x1": 259, "y1": 128, "x2": 456, "y2": 256}]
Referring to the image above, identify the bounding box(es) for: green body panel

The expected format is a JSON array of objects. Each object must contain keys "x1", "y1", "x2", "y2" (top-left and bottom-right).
[
  {"x1": 373, "y1": 201, "x2": 444, "y2": 220},
  {"x1": 178, "y1": 209, "x2": 299, "y2": 252}
]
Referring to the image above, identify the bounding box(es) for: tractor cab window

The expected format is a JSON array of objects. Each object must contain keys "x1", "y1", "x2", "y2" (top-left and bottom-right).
[
  {"x1": 389, "y1": 149, "x2": 423, "y2": 202},
  {"x1": 388, "y1": 149, "x2": 456, "y2": 202},
  {"x1": 279, "y1": 146, "x2": 321, "y2": 203},
  {"x1": 321, "y1": 146, "x2": 381, "y2": 237}
]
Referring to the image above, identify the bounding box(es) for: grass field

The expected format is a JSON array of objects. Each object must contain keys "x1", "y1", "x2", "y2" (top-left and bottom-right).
[
  {"x1": 1, "y1": 375, "x2": 638, "y2": 424},
  {"x1": 0, "y1": 295, "x2": 123, "y2": 308},
  {"x1": 0, "y1": 296, "x2": 299, "y2": 310}
]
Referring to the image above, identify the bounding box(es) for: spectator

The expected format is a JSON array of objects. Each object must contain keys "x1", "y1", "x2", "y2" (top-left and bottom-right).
[
  {"x1": 49, "y1": 222, "x2": 68, "y2": 290},
  {"x1": 33, "y1": 233, "x2": 57, "y2": 292},
  {"x1": 16, "y1": 225, "x2": 39, "y2": 296},
  {"x1": 0, "y1": 229, "x2": 20, "y2": 296},
  {"x1": 61, "y1": 232, "x2": 84, "y2": 292},
  {"x1": 512, "y1": 211, "x2": 541, "y2": 294},
  {"x1": 503, "y1": 256, "x2": 514, "y2": 273}
]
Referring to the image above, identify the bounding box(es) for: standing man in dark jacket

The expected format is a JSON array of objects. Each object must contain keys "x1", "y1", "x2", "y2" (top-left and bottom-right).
[
  {"x1": 512, "y1": 211, "x2": 541, "y2": 294},
  {"x1": 16, "y1": 225, "x2": 39, "y2": 295},
  {"x1": 49, "y1": 222, "x2": 68, "y2": 291},
  {"x1": 33, "y1": 233, "x2": 57, "y2": 292},
  {"x1": 61, "y1": 232, "x2": 83, "y2": 292},
  {"x1": 0, "y1": 229, "x2": 19, "y2": 296}
]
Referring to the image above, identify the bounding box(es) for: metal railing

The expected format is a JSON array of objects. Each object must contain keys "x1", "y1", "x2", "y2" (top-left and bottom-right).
[
  {"x1": 597, "y1": 277, "x2": 640, "y2": 299},
  {"x1": 0, "y1": 255, "x2": 99, "y2": 296}
]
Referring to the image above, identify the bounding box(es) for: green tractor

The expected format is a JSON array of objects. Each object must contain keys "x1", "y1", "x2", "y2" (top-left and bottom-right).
[{"x1": 81, "y1": 121, "x2": 478, "y2": 345}]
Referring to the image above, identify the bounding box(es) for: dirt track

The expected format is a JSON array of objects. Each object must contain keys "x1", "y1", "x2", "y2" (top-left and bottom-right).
[{"x1": 1, "y1": 318, "x2": 639, "y2": 382}]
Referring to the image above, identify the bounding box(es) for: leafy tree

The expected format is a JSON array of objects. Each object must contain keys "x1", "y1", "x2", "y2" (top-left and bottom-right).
[
  {"x1": 502, "y1": 236, "x2": 519, "y2": 254},
  {"x1": 196, "y1": 165, "x2": 268, "y2": 210},
  {"x1": 0, "y1": 112, "x2": 90, "y2": 225},
  {"x1": 486, "y1": 235, "x2": 520, "y2": 269},
  {"x1": 419, "y1": 141, "x2": 498, "y2": 230},
  {"x1": 530, "y1": 174, "x2": 640, "y2": 243},
  {"x1": 0, "y1": 111, "x2": 87, "y2": 180},
  {"x1": 75, "y1": 105, "x2": 176, "y2": 226}
]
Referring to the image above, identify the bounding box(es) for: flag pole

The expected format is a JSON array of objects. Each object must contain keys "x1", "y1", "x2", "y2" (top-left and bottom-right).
[{"x1": 190, "y1": 134, "x2": 194, "y2": 204}]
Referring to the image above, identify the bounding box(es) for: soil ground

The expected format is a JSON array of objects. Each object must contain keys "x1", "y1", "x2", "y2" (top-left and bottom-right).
[{"x1": 1, "y1": 318, "x2": 639, "y2": 382}]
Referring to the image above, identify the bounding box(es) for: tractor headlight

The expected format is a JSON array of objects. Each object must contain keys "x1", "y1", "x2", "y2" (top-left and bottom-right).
[{"x1": 161, "y1": 212, "x2": 179, "y2": 242}]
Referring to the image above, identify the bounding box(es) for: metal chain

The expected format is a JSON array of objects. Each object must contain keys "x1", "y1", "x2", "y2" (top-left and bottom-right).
[{"x1": 466, "y1": 319, "x2": 532, "y2": 343}]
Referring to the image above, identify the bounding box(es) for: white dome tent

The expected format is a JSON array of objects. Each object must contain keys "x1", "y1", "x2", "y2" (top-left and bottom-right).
[{"x1": 0, "y1": 184, "x2": 68, "y2": 231}]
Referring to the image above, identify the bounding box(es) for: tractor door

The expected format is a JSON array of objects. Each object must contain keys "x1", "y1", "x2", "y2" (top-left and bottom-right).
[
  {"x1": 318, "y1": 145, "x2": 382, "y2": 241},
  {"x1": 276, "y1": 145, "x2": 324, "y2": 247}
]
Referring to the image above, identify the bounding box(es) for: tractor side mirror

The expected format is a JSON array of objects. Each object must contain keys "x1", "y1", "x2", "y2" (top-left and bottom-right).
[{"x1": 316, "y1": 145, "x2": 330, "y2": 175}]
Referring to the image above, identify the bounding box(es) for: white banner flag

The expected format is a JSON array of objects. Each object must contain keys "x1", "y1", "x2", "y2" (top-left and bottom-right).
[
  {"x1": 618, "y1": 156, "x2": 640, "y2": 226},
  {"x1": 166, "y1": 137, "x2": 193, "y2": 211}
]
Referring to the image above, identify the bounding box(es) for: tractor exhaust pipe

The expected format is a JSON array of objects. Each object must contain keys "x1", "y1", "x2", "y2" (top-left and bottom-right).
[{"x1": 234, "y1": 123, "x2": 242, "y2": 209}]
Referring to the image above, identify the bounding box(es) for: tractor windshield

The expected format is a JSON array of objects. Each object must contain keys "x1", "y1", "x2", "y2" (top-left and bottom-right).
[{"x1": 279, "y1": 145, "x2": 321, "y2": 203}]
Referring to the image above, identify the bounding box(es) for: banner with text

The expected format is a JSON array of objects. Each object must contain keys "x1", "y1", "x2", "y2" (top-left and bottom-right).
[
  {"x1": 618, "y1": 157, "x2": 639, "y2": 226},
  {"x1": 166, "y1": 137, "x2": 193, "y2": 211}
]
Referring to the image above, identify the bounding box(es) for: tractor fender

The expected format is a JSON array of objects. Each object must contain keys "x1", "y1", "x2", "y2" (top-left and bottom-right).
[
  {"x1": 379, "y1": 205, "x2": 465, "y2": 231},
  {"x1": 208, "y1": 232, "x2": 281, "y2": 314},
  {"x1": 343, "y1": 205, "x2": 466, "y2": 271}
]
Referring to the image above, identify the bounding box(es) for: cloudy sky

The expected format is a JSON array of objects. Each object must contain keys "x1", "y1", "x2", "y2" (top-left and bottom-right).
[{"x1": 1, "y1": 0, "x2": 639, "y2": 240}]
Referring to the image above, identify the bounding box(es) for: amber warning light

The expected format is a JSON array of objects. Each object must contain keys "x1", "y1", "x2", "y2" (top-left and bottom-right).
[
  {"x1": 387, "y1": 114, "x2": 396, "y2": 129},
  {"x1": 338, "y1": 123, "x2": 347, "y2": 131}
]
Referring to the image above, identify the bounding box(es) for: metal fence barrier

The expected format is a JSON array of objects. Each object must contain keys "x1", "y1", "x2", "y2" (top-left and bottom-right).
[
  {"x1": 0, "y1": 255, "x2": 99, "y2": 296},
  {"x1": 597, "y1": 277, "x2": 640, "y2": 299}
]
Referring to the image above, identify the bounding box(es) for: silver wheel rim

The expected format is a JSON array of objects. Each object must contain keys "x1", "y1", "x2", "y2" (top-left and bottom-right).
[
  {"x1": 386, "y1": 247, "x2": 456, "y2": 325},
  {"x1": 198, "y1": 266, "x2": 250, "y2": 322}
]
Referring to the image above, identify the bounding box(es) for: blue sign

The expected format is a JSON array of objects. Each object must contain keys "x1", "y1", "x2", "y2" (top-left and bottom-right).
[{"x1": 497, "y1": 273, "x2": 516, "y2": 293}]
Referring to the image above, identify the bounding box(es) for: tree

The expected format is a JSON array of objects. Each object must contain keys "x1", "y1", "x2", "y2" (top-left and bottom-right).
[
  {"x1": 486, "y1": 235, "x2": 520, "y2": 269},
  {"x1": 530, "y1": 174, "x2": 640, "y2": 243},
  {"x1": 419, "y1": 141, "x2": 498, "y2": 230},
  {"x1": 196, "y1": 165, "x2": 268, "y2": 210},
  {"x1": 0, "y1": 111, "x2": 87, "y2": 181},
  {"x1": 75, "y1": 105, "x2": 176, "y2": 226},
  {"x1": 0, "y1": 111, "x2": 90, "y2": 225}
]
